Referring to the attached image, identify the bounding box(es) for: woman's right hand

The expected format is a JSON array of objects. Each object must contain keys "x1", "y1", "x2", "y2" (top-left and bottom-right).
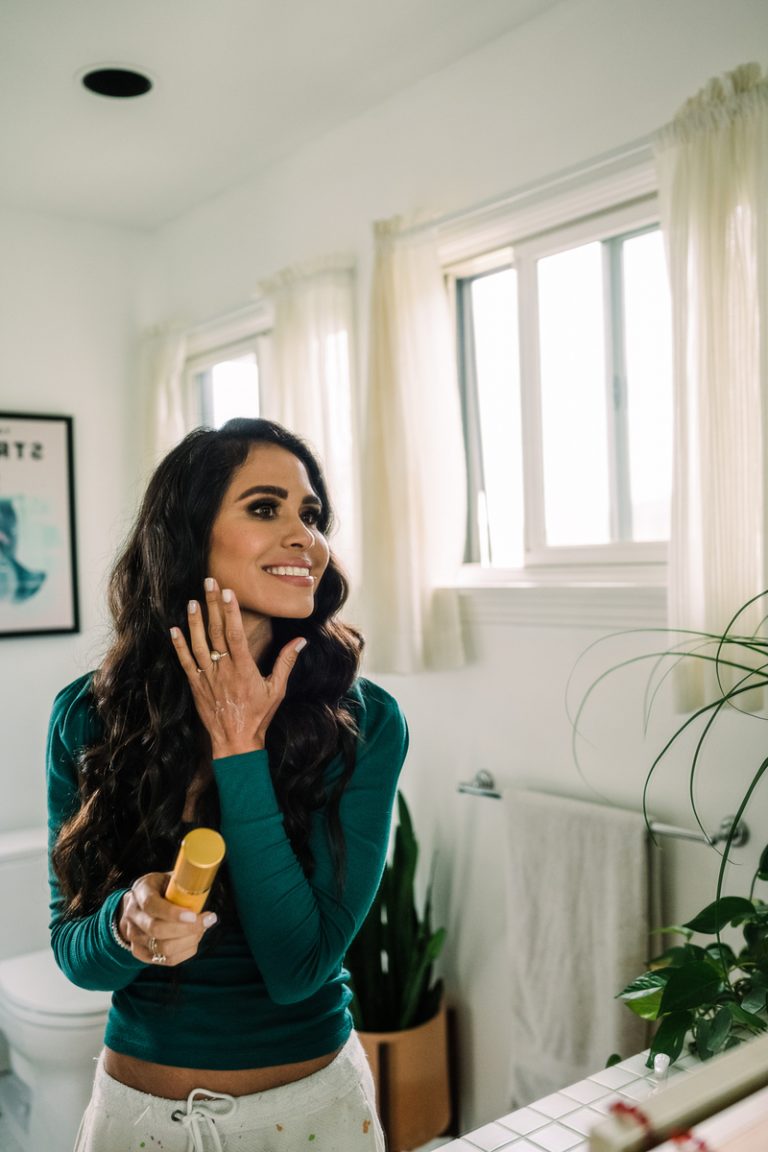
[{"x1": 115, "y1": 873, "x2": 218, "y2": 967}]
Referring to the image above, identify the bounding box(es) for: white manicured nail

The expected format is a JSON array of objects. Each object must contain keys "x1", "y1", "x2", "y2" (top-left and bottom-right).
[
  {"x1": 188, "y1": 600, "x2": 197, "y2": 614},
  {"x1": 179, "y1": 910, "x2": 196, "y2": 923},
  {"x1": 203, "y1": 912, "x2": 218, "y2": 928},
  {"x1": 294, "y1": 638, "x2": 308, "y2": 653},
  {"x1": 222, "y1": 588, "x2": 233, "y2": 603},
  {"x1": 204, "y1": 577, "x2": 215, "y2": 592}
]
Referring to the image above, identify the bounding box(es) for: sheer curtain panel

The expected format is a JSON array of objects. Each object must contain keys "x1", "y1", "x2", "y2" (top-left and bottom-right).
[
  {"x1": 655, "y1": 63, "x2": 768, "y2": 706},
  {"x1": 362, "y1": 217, "x2": 466, "y2": 674},
  {"x1": 143, "y1": 325, "x2": 191, "y2": 477},
  {"x1": 259, "y1": 258, "x2": 359, "y2": 582}
]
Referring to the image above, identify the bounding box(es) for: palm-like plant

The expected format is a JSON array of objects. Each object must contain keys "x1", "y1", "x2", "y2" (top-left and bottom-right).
[{"x1": 571, "y1": 591, "x2": 768, "y2": 1066}]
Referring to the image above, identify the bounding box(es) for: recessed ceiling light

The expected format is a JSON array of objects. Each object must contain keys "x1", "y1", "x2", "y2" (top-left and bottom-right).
[{"x1": 81, "y1": 67, "x2": 153, "y2": 99}]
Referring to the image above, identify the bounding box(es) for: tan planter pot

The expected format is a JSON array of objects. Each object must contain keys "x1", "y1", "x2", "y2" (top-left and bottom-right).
[{"x1": 358, "y1": 1000, "x2": 452, "y2": 1151}]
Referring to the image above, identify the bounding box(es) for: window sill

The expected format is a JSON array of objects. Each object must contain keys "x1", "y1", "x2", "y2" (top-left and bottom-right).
[{"x1": 455, "y1": 566, "x2": 666, "y2": 628}]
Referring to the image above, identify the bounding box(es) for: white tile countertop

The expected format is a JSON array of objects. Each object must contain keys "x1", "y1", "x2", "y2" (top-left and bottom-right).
[{"x1": 438, "y1": 1050, "x2": 700, "y2": 1152}]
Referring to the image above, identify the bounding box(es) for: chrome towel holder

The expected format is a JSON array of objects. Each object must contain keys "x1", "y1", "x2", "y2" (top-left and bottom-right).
[{"x1": 457, "y1": 769, "x2": 749, "y2": 847}]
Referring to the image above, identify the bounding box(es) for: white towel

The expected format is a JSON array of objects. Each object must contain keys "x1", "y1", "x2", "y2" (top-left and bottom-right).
[{"x1": 504, "y1": 791, "x2": 654, "y2": 1107}]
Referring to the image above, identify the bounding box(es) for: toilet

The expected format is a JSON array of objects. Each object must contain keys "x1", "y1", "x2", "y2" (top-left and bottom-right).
[{"x1": 0, "y1": 828, "x2": 111, "y2": 1152}]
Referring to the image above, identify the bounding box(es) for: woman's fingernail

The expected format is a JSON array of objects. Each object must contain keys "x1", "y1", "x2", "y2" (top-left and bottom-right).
[
  {"x1": 294, "y1": 638, "x2": 308, "y2": 653},
  {"x1": 170, "y1": 627, "x2": 180, "y2": 640},
  {"x1": 188, "y1": 600, "x2": 197, "y2": 614},
  {"x1": 204, "y1": 577, "x2": 215, "y2": 592},
  {"x1": 222, "y1": 588, "x2": 233, "y2": 604},
  {"x1": 202, "y1": 912, "x2": 218, "y2": 928},
  {"x1": 179, "y1": 910, "x2": 196, "y2": 923}
]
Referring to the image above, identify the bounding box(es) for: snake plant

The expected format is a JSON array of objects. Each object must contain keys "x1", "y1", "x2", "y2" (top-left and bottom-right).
[{"x1": 346, "y1": 790, "x2": 446, "y2": 1032}]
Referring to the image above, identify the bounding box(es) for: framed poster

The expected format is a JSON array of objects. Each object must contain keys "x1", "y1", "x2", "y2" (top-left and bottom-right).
[{"x1": 0, "y1": 413, "x2": 79, "y2": 637}]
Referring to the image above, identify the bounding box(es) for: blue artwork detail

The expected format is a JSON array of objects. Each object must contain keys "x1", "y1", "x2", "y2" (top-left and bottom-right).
[{"x1": 0, "y1": 499, "x2": 47, "y2": 603}]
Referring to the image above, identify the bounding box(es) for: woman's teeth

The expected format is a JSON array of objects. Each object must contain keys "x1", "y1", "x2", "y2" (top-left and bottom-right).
[{"x1": 265, "y1": 566, "x2": 312, "y2": 577}]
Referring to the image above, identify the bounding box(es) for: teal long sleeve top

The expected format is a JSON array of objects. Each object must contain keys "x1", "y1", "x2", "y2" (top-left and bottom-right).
[{"x1": 46, "y1": 673, "x2": 408, "y2": 1069}]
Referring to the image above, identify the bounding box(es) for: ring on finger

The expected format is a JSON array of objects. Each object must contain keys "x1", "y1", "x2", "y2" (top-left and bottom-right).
[
  {"x1": 209, "y1": 649, "x2": 229, "y2": 663},
  {"x1": 147, "y1": 936, "x2": 167, "y2": 965}
]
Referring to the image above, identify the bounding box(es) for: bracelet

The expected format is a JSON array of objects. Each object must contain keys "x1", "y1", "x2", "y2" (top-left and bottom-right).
[{"x1": 110, "y1": 913, "x2": 132, "y2": 952}]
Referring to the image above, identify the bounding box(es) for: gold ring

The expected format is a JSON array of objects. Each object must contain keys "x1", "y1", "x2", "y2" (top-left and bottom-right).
[{"x1": 209, "y1": 649, "x2": 229, "y2": 662}]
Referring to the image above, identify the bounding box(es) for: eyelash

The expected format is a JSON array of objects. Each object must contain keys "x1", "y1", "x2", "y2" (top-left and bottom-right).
[{"x1": 247, "y1": 500, "x2": 322, "y2": 527}]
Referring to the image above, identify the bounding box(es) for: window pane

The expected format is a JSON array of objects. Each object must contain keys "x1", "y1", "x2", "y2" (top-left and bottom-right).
[
  {"x1": 210, "y1": 353, "x2": 259, "y2": 427},
  {"x1": 623, "y1": 231, "x2": 672, "y2": 541},
  {"x1": 538, "y1": 243, "x2": 609, "y2": 546},
  {"x1": 471, "y1": 269, "x2": 524, "y2": 567}
]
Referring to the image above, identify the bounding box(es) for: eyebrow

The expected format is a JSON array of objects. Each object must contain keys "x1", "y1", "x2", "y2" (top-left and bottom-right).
[{"x1": 236, "y1": 484, "x2": 322, "y2": 506}]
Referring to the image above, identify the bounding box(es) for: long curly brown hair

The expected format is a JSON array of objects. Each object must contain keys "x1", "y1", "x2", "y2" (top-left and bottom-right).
[{"x1": 53, "y1": 418, "x2": 363, "y2": 918}]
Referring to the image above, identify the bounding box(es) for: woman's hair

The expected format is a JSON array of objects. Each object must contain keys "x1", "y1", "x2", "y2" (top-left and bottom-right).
[{"x1": 53, "y1": 418, "x2": 363, "y2": 917}]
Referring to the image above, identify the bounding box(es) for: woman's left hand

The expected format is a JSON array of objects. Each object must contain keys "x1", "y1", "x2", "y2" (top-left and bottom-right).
[{"x1": 171, "y1": 579, "x2": 306, "y2": 758}]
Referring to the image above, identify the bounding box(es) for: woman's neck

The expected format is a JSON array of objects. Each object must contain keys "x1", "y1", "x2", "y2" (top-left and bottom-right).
[{"x1": 243, "y1": 614, "x2": 273, "y2": 662}]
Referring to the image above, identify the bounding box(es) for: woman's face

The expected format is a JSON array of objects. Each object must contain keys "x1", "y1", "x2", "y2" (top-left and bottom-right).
[{"x1": 207, "y1": 443, "x2": 330, "y2": 643}]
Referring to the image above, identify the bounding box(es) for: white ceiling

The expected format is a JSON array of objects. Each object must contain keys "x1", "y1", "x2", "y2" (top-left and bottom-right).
[{"x1": 0, "y1": 0, "x2": 564, "y2": 231}]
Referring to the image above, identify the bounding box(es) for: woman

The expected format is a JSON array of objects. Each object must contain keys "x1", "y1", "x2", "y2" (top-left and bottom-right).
[{"x1": 47, "y1": 418, "x2": 408, "y2": 1151}]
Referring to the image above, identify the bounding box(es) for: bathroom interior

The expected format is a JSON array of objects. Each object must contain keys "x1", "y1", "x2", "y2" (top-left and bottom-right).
[{"x1": 2, "y1": 1, "x2": 768, "y2": 1150}]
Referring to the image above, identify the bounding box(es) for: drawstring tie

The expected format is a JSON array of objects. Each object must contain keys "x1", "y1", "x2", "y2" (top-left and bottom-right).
[{"x1": 171, "y1": 1088, "x2": 237, "y2": 1152}]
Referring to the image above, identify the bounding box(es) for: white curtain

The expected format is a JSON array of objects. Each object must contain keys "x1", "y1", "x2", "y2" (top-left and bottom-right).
[
  {"x1": 142, "y1": 324, "x2": 192, "y2": 477},
  {"x1": 361, "y1": 216, "x2": 466, "y2": 673},
  {"x1": 655, "y1": 63, "x2": 768, "y2": 706},
  {"x1": 259, "y1": 257, "x2": 358, "y2": 582}
]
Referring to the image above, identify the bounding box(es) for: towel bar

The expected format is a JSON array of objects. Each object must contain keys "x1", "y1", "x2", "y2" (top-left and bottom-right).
[{"x1": 456, "y1": 770, "x2": 750, "y2": 846}]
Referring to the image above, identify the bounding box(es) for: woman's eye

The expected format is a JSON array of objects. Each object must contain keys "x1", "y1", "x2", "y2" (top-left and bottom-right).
[
  {"x1": 302, "y1": 509, "x2": 321, "y2": 526},
  {"x1": 247, "y1": 500, "x2": 278, "y2": 518}
]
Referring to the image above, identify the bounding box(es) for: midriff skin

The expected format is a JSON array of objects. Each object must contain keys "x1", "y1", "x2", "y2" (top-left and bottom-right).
[{"x1": 103, "y1": 1046, "x2": 341, "y2": 1099}]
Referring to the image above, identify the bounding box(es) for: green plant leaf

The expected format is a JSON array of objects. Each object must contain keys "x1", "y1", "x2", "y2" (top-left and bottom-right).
[
  {"x1": 683, "y1": 897, "x2": 756, "y2": 934},
  {"x1": 739, "y1": 979, "x2": 768, "y2": 1015},
  {"x1": 649, "y1": 944, "x2": 708, "y2": 969},
  {"x1": 695, "y1": 1007, "x2": 732, "y2": 1060},
  {"x1": 605, "y1": 1054, "x2": 622, "y2": 1067},
  {"x1": 652, "y1": 924, "x2": 694, "y2": 940},
  {"x1": 647, "y1": 1011, "x2": 693, "y2": 1066},
  {"x1": 618, "y1": 972, "x2": 669, "y2": 1020},
  {"x1": 704, "y1": 942, "x2": 737, "y2": 975},
  {"x1": 758, "y1": 843, "x2": 768, "y2": 879},
  {"x1": 725, "y1": 1002, "x2": 768, "y2": 1033},
  {"x1": 346, "y1": 790, "x2": 446, "y2": 1032},
  {"x1": 658, "y1": 962, "x2": 724, "y2": 1014}
]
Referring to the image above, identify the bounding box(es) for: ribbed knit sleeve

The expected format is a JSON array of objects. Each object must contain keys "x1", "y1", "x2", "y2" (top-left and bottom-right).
[
  {"x1": 46, "y1": 675, "x2": 144, "y2": 990},
  {"x1": 212, "y1": 678, "x2": 408, "y2": 1004}
]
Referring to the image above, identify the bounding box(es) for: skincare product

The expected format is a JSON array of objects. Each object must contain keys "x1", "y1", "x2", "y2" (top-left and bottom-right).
[{"x1": 165, "y1": 828, "x2": 225, "y2": 912}]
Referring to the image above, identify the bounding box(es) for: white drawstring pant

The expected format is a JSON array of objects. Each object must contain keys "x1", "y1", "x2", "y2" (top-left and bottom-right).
[{"x1": 74, "y1": 1033, "x2": 385, "y2": 1152}]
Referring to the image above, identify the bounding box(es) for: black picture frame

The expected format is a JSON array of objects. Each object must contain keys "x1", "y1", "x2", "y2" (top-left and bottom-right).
[{"x1": 0, "y1": 413, "x2": 79, "y2": 638}]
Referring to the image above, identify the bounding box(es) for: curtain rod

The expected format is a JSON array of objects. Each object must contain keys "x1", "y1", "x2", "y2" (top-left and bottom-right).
[
  {"x1": 457, "y1": 770, "x2": 749, "y2": 847},
  {"x1": 392, "y1": 134, "x2": 654, "y2": 241}
]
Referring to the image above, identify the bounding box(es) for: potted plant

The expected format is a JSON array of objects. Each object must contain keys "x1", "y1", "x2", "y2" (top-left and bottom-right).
[
  {"x1": 573, "y1": 592, "x2": 768, "y2": 1068},
  {"x1": 617, "y1": 859, "x2": 768, "y2": 1066},
  {"x1": 346, "y1": 791, "x2": 451, "y2": 1150}
]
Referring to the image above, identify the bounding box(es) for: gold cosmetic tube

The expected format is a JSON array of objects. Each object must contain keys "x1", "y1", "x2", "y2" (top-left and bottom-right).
[{"x1": 165, "y1": 828, "x2": 226, "y2": 913}]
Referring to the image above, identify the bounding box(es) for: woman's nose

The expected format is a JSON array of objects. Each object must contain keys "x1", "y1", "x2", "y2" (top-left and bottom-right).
[{"x1": 284, "y1": 516, "x2": 314, "y2": 547}]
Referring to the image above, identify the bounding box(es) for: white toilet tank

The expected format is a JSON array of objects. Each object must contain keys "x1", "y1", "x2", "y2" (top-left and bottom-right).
[{"x1": 0, "y1": 829, "x2": 49, "y2": 962}]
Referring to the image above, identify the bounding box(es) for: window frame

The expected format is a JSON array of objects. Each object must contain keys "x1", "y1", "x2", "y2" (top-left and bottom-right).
[
  {"x1": 441, "y1": 147, "x2": 669, "y2": 588},
  {"x1": 182, "y1": 302, "x2": 274, "y2": 429}
]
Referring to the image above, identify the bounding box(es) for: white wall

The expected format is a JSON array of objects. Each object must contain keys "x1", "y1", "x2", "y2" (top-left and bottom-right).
[
  {"x1": 0, "y1": 207, "x2": 146, "y2": 828},
  {"x1": 146, "y1": 0, "x2": 768, "y2": 1129},
  {"x1": 2, "y1": 0, "x2": 768, "y2": 1133}
]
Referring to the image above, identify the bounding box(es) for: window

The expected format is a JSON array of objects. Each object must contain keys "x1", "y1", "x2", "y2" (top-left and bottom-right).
[
  {"x1": 195, "y1": 349, "x2": 260, "y2": 428},
  {"x1": 453, "y1": 200, "x2": 673, "y2": 573}
]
